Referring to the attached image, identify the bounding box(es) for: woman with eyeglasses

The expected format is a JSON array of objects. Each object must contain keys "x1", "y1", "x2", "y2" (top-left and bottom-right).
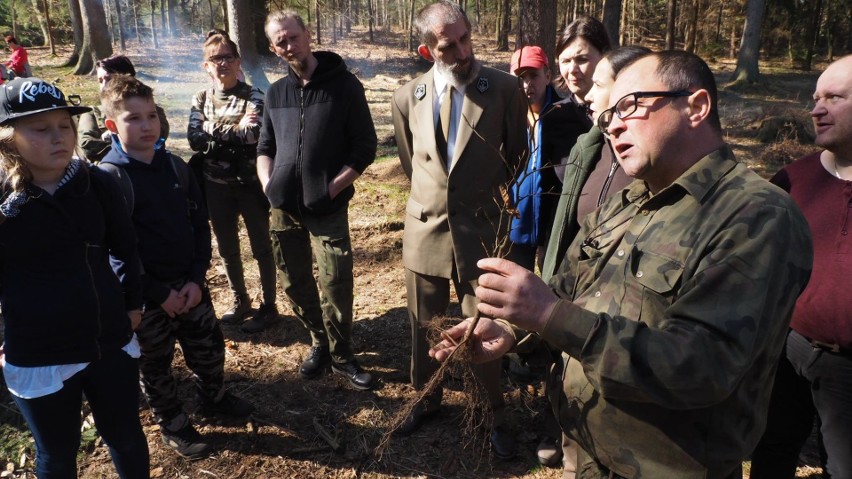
[
  {"x1": 77, "y1": 55, "x2": 170, "y2": 162},
  {"x1": 187, "y1": 30, "x2": 278, "y2": 333}
]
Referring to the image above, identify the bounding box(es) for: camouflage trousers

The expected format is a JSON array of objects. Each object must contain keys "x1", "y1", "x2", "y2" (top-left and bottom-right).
[{"x1": 136, "y1": 284, "x2": 226, "y2": 427}]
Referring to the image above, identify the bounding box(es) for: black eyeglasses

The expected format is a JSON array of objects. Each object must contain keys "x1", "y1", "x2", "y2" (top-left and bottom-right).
[
  {"x1": 597, "y1": 90, "x2": 693, "y2": 131},
  {"x1": 207, "y1": 54, "x2": 237, "y2": 65}
]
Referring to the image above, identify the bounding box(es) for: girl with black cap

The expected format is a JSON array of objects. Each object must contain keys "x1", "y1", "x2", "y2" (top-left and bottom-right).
[{"x1": 0, "y1": 77, "x2": 150, "y2": 479}]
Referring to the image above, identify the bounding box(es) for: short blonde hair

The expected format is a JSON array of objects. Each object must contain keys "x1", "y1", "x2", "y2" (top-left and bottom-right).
[
  {"x1": 265, "y1": 10, "x2": 307, "y2": 40},
  {"x1": 0, "y1": 124, "x2": 30, "y2": 192}
]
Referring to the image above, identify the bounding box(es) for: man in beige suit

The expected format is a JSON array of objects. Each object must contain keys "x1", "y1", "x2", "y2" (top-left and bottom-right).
[{"x1": 390, "y1": 0, "x2": 527, "y2": 458}]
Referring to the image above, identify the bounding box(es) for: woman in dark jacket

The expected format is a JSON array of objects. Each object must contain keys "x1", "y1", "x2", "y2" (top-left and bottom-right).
[{"x1": 0, "y1": 77, "x2": 149, "y2": 479}]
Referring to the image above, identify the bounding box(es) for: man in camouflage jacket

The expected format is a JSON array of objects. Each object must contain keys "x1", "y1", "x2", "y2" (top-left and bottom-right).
[{"x1": 430, "y1": 51, "x2": 813, "y2": 479}]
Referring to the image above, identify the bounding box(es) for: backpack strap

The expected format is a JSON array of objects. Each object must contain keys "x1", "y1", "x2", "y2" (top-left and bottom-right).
[
  {"x1": 96, "y1": 162, "x2": 134, "y2": 214},
  {"x1": 168, "y1": 154, "x2": 190, "y2": 193}
]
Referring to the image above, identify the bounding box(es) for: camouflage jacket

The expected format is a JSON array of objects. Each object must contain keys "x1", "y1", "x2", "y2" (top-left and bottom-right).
[
  {"x1": 187, "y1": 81, "x2": 264, "y2": 184},
  {"x1": 538, "y1": 147, "x2": 812, "y2": 478}
]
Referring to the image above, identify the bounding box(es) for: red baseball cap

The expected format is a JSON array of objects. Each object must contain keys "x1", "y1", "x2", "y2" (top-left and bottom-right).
[{"x1": 510, "y1": 46, "x2": 548, "y2": 75}]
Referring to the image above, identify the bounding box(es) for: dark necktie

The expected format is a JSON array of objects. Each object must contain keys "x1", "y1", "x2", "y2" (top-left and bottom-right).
[{"x1": 436, "y1": 86, "x2": 454, "y2": 158}]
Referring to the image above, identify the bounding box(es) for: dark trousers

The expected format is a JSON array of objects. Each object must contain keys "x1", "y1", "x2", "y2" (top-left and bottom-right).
[
  {"x1": 404, "y1": 268, "x2": 505, "y2": 423},
  {"x1": 205, "y1": 179, "x2": 277, "y2": 305},
  {"x1": 750, "y1": 329, "x2": 852, "y2": 479},
  {"x1": 270, "y1": 207, "x2": 355, "y2": 363},
  {"x1": 136, "y1": 288, "x2": 225, "y2": 427},
  {"x1": 12, "y1": 349, "x2": 149, "y2": 479}
]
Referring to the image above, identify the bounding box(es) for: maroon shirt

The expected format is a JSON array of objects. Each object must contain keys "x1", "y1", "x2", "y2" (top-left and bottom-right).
[{"x1": 771, "y1": 151, "x2": 852, "y2": 347}]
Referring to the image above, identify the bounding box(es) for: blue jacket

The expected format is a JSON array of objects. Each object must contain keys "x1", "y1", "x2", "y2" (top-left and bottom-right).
[
  {"x1": 0, "y1": 162, "x2": 141, "y2": 367},
  {"x1": 510, "y1": 86, "x2": 590, "y2": 247},
  {"x1": 100, "y1": 142, "x2": 211, "y2": 306}
]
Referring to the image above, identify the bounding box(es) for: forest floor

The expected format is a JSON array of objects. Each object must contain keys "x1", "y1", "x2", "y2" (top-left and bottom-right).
[{"x1": 0, "y1": 27, "x2": 826, "y2": 479}]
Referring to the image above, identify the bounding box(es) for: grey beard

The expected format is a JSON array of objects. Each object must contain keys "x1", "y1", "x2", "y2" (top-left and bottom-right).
[{"x1": 437, "y1": 58, "x2": 481, "y2": 89}]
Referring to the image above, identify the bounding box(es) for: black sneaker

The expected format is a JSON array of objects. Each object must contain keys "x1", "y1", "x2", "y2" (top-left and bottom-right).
[
  {"x1": 221, "y1": 295, "x2": 251, "y2": 325},
  {"x1": 161, "y1": 422, "x2": 211, "y2": 460},
  {"x1": 331, "y1": 360, "x2": 375, "y2": 390},
  {"x1": 299, "y1": 346, "x2": 330, "y2": 379},
  {"x1": 240, "y1": 303, "x2": 278, "y2": 333},
  {"x1": 201, "y1": 390, "x2": 255, "y2": 418}
]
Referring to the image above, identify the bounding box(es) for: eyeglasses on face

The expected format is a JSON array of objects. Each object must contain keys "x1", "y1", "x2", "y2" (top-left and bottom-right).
[
  {"x1": 207, "y1": 54, "x2": 237, "y2": 65},
  {"x1": 597, "y1": 90, "x2": 693, "y2": 131}
]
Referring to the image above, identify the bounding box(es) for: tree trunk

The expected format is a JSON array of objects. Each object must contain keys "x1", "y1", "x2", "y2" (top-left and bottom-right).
[
  {"x1": 73, "y1": 0, "x2": 113, "y2": 75},
  {"x1": 151, "y1": 0, "x2": 159, "y2": 48},
  {"x1": 496, "y1": 0, "x2": 510, "y2": 51},
  {"x1": 665, "y1": 0, "x2": 677, "y2": 50},
  {"x1": 168, "y1": 0, "x2": 178, "y2": 37},
  {"x1": 113, "y1": 0, "x2": 127, "y2": 50},
  {"x1": 31, "y1": 0, "x2": 51, "y2": 47},
  {"x1": 132, "y1": 0, "x2": 142, "y2": 45},
  {"x1": 602, "y1": 0, "x2": 621, "y2": 48},
  {"x1": 729, "y1": 14, "x2": 737, "y2": 58},
  {"x1": 43, "y1": 0, "x2": 56, "y2": 54},
  {"x1": 220, "y1": 0, "x2": 228, "y2": 31},
  {"x1": 11, "y1": 0, "x2": 18, "y2": 39},
  {"x1": 63, "y1": 0, "x2": 83, "y2": 66},
  {"x1": 160, "y1": 0, "x2": 168, "y2": 37},
  {"x1": 518, "y1": 0, "x2": 557, "y2": 65},
  {"x1": 315, "y1": 0, "x2": 322, "y2": 45},
  {"x1": 367, "y1": 0, "x2": 374, "y2": 43},
  {"x1": 105, "y1": 0, "x2": 116, "y2": 46},
  {"x1": 207, "y1": 0, "x2": 215, "y2": 30},
  {"x1": 732, "y1": 0, "x2": 765, "y2": 84},
  {"x1": 226, "y1": 0, "x2": 270, "y2": 90},
  {"x1": 406, "y1": 0, "x2": 415, "y2": 51},
  {"x1": 251, "y1": 0, "x2": 269, "y2": 56},
  {"x1": 803, "y1": 0, "x2": 823, "y2": 71},
  {"x1": 684, "y1": 0, "x2": 700, "y2": 53}
]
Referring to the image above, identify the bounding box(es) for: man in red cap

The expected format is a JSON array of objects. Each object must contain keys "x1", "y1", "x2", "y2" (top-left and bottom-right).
[{"x1": 508, "y1": 45, "x2": 589, "y2": 272}]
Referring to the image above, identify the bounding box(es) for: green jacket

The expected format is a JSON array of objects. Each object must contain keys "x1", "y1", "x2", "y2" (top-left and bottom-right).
[
  {"x1": 536, "y1": 148, "x2": 812, "y2": 478},
  {"x1": 541, "y1": 127, "x2": 606, "y2": 282}
]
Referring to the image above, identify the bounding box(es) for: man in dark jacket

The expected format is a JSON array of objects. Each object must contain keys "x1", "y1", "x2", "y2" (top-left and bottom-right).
[
  {"x1": 258, "y1": 10, "x2": 377, "y2": 390},
  {"x1": 508, "y1": 45, "x2": 590, "y2": 271}
]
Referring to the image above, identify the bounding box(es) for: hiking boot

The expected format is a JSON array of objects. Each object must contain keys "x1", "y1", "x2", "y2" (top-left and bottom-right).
[
  {"x1": 537, "y1": 436, "x2": 563, "y2": 467},
  {"x1": 201, "y1": 390, "x2": 255, "y2": 418},
  {"x1": 240, "y1": 303, "x2": 278, "y2": 333},
  {"x1": 220, "y1": 294, "x2": 251, "y2": 325},
  {"x1": 331, "y1": 359, "x2": 375, "y2": 390},
  {"x1": 491, "y1": 424, "x2": 517, "y2": 460},
  {"x1": 299, "y1": 345, "x2": 330, "y2": 379},
  {"x1": 161, "y1": 421, "x2": 211, "y2": 460}
]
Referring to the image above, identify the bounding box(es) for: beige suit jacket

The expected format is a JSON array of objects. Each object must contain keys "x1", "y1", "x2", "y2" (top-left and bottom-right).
[{"x1": 392, "y1": 65, "x2": 528, "y2": 282}]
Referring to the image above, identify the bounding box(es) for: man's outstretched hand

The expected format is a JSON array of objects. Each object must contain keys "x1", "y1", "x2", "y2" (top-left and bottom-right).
[{"x1": 429, "y1": 317, "x2": 516, "y2": 364}]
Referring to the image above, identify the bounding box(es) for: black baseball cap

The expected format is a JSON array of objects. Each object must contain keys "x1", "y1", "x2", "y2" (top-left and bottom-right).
[{"x1": 0, "y1": 77, "x2": 91, "y2": 125}]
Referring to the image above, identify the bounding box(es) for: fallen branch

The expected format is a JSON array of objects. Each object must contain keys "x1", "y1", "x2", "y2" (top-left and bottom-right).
[{"x1": 313, "y1": 418, "x2": 344, "y2": 454}]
